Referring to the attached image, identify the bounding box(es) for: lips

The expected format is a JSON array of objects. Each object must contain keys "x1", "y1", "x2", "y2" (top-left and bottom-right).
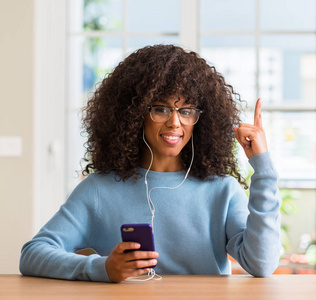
[{"x1": 160, "y1": 133, "x2": 183, "y2": 145}]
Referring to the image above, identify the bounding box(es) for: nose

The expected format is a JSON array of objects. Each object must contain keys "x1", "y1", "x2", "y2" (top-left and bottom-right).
[{"x1": 165, "y1": 110, "x2": 181, "y2": 128}]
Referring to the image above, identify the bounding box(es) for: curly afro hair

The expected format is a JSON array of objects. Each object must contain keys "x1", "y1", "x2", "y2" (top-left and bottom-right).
[{"x1": 82, "y1": 44, "x2": 246, "y2": 186}]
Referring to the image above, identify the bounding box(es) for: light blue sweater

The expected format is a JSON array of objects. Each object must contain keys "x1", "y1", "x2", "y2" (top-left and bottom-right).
[{"x1": 20, "y1": 152, "x2": 281, "y2": 281}]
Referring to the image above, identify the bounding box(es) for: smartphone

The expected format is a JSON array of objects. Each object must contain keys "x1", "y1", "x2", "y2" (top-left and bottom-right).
[
  {"x1": 121, "y1": 223, "x2": 155, "y2": 252},
  {"x1": 121, "y1": 223, "x2": 156, "y2": 269}
]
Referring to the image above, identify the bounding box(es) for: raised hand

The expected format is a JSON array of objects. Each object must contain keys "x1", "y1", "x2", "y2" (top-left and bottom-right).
[
  {"x1": 105, "y1": 242, "x2": 159, "y2": 282},
  {"x1": 234, "y1": 98, "x2": 268, "y2": 159}
]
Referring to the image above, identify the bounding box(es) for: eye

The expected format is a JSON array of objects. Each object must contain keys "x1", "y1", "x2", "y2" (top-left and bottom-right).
[
  {"x1": 180, "y1": 108, "x2": 195, "y2": 117},
  {"x1": 153, "y1": 106, "x2": 170, "y2": 114}
]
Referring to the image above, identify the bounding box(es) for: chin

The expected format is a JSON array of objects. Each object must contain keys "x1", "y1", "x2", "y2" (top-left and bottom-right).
[{"x1": 160, "y1": 149, "x2": 182, "y2": 158}]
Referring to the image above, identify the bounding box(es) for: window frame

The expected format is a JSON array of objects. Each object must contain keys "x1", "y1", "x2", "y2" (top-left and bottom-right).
[
  {"x1": 33, "y1": 0, "x2": 67, "y2": 234},
  {"x1": 35, "y1": 0, "x2": 315, "y2": 223}
]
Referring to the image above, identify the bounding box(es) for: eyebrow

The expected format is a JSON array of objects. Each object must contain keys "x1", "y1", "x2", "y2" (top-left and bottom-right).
[
  {"x1": 155, "y1": 97, "x2": 191, "y2": 105},
  {"x1": 154, "y1": 101, "x2": 193, "y2": 108}
]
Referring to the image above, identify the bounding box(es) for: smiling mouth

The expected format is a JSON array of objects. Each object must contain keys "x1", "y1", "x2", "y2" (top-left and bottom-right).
[
  {"x1": 161, "y1": 135, "x2": 181, "y2": 140},
  {"x1": 160, "y1": 134, "x2": 183, "y2": 144}
]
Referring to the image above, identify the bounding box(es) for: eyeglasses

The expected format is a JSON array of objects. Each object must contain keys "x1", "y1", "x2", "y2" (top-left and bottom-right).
[{"x1": 148, "y1": 105, "x2": 203, "y2": 125}]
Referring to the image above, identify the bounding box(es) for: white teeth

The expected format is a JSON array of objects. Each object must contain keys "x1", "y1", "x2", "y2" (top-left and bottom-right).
[{"x1": 161, "y1": 135, "x2": 180, "y2": 140}]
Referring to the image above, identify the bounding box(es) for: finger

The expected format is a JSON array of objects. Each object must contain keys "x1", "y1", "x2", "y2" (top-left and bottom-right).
[
  {"x1": 254, "y1": 98, "x2": 262, "y2": 128},
  {"x1": 115, "y1": 242, "x2": 141, "y2": 254},
  {"x1": 126, "y1": 268, "x2": 151, "y2": 279},
  {"x1": 126, "y1": 251, "x2": 159, "y2": 261},
  {"x1": 238, "y1": 123, "x2": 258, "y2": 128},
  {"x1": 234, "y1": 127, "x2": 242, "y2": 145},
  {"x1": 111, "y1": 267, "x2": 151, "y2": 283},
  {"x1": 234, "y1": 127, "x2": 250, "y2": 149},
  {"x1": 238, "y1": 126, "x2": 257, "y2": 142},
  {"x1": 125, "y1": 258, "x2": 158, "y2": 270}
]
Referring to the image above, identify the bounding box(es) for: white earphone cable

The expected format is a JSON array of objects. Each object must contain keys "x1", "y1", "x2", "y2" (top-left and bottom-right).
[
  {"x1": 132, "y1": 129, "x2": 194, "y2": 282},
  {"x1": 142, "y1": 129, "x2": 194, "y2": 232},
  {"x1": 126, "y1": 268, "x2": 162, "y2": 281}
]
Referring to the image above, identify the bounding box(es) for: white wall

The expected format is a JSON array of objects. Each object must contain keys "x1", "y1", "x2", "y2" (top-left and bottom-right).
[
  {"x1": 0, "y1": 0, "x2": 34, "y2": 273},
  {"x1": 0, "y1": 0, "x2": 66, "y2": 274}
]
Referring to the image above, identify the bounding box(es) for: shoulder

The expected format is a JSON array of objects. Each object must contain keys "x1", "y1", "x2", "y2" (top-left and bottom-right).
[
  {"x1": 82, "y1": 172, "x2": 138, "y2": 193},
  {"x1": 82, "y1": 171, "x2": 117, "y2": 183},
  {"x1": 188, "y1": 173, "x2": 243, "y2": 193},
  {"x1": 64, "y1": 172, "x2": 120, "y2": 207},
  {"x1": 68, "y1": 172, "x2": 114, "y2": 198}
]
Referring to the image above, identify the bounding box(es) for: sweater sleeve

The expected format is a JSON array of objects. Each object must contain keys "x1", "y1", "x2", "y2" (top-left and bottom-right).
[
  {"x1": 225, "y1": 152, "x2": 282, "y2": 277},
  {"x1": 19, "y1": 174, "x2": 111, "y2": 282}
]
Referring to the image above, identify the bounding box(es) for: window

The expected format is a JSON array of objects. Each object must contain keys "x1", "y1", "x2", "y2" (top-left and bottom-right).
[
  {"x1": 67, "y1": 0, "x2": 316, "y2": 193},
  {"x1": 67, "y1": 0, "x2": 180, "y2": 193},
  {"x1": 200, "y1": 0, "x2": 316, "y2": 189}
]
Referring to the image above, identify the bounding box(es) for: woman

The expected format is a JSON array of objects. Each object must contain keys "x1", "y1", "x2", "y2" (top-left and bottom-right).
[{"x1": 20, "y1": 44, "x2": 281, "y2": 283}]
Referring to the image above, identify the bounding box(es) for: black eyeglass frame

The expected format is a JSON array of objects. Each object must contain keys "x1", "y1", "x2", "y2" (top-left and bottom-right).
[{"x1": 148, "y1": 105, "x2": 203, "y2": 125}]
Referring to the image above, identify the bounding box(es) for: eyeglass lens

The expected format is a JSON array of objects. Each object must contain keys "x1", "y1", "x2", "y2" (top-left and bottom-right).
[{"x1": 150, "y1": 106, "x2": 200, "y2": 125}]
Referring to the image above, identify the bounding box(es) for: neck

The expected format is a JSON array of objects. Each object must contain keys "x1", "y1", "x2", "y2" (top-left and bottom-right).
[{"x1": 141, "y1": 149, "x2": 184, "y2": 172}]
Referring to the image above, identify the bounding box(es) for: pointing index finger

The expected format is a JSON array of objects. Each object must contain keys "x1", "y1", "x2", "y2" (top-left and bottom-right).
[{"x1": 254, "y1": 98, "x2": 262, "y2": 128}]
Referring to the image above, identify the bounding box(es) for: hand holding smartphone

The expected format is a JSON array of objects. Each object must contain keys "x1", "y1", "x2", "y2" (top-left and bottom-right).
[
  {"x1": 105, "y1": 223, "x2": 158, "y2": 282},
  {"x1": 121, "y1": 223, "x2": 156, "y2": 268}
]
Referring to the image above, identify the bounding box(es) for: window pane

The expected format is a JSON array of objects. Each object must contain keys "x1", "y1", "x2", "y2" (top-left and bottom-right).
[
  {"x1": 266, "y1": 112, "x2": 316, "y2": 188},
  {"x1": 127, "y1": 36, "x2": 179, "y2": 53},
  {"x1": 83, "y1": 0, "x2": 123, "y2": 31},
  {"x1": 127, "y1": 0, "x2": 180, "y2": 32},
  {"x1": 201, "y1": 35, "x2": 256, "y2": 104},
  {"x1": 200, "y1": 0, "x2": 256, "y2": 31},
  {"x1": 68, "y1": 36, "x2": 123, "y2": 109},
  {"x1": 67, "y1": 36, "x2": 124, "y2": 193},
  {"x1": 238, "y1": 111, "x2": 316, "y2": 188},
  {"x1": 259, "y1": 34, "x2": 316, "y2": 106},
  {"x1": 84, "y1": 37, "x2": 123, "y2": 88},
  {"x1": 261, "y1": 0, "x2": 316, "y2": 31}
]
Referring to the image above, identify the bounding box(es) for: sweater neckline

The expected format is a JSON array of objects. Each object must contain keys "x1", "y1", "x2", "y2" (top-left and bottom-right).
[{"x1": 136, "y1": 167, "x2": 187, "y2": 180}]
